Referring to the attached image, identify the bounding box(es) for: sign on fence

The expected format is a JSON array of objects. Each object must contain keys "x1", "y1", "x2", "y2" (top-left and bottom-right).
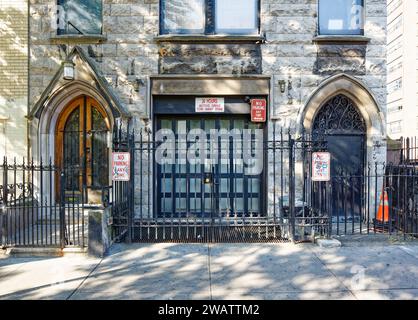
[
  {"x1": 112, "y1": 152, "x2": 130, "y2": 181},
  {"x1": 251, "y1": 99, "x2": 267, "y2": 122},
  {"x1": 312, "y1": 152, "x2": 331, "y2": 182}
]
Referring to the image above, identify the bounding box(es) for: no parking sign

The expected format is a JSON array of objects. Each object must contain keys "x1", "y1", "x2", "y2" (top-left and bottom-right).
[
  {"x1": 112, "y1": 152, "x2": 130, "y2": 181},
  {"x1": 312, "y1": 152, "x2": 331, "y2": 182}
]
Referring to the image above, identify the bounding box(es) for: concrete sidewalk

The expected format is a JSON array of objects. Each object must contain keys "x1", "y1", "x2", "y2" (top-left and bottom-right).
[{"x1": 1, "y1": 242, "x2": 418, "y2": 300}]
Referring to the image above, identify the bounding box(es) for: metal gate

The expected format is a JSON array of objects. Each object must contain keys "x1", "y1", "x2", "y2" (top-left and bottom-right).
[
  {"x1": 0, "y1": 159, "x2": 86, "y2": 248},
  {"x1": 110, "y1": 124, "x2": 329, "y2": 243}
]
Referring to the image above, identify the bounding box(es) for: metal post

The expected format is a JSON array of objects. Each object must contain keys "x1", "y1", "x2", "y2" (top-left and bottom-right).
[
  {"x1": 289, "y1": 137, "x2": 296, "y2": 241},
  {"x1": 3, "y1": 158, "x2": 7, "y2": 208},
  {"x1": 0, "y1": 158, "x2": 5, "y2": 245},
  {"x1": 59, "y1": 171, "x2": 66, "y2": 249},
  {"x1": 327, "y1": 180, "x2": 332, "y2": 238},
  {"x1": 127, "y1": 132, "x2": 134, "y2": 244},
  {"x1": 0, "y1": 205, "x2": 3, "y2": 247}
]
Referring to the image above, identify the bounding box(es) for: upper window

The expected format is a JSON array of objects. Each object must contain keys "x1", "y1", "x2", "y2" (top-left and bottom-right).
[
  {"x1": 160, "y1": 0, "x2": 259, "y2": 35},
  {"x1": 57, "y1": 0, "x2": 103, "y2": 35},
  {"x1": 318, "y1": 0, "x2": 364, "y2": 35}
]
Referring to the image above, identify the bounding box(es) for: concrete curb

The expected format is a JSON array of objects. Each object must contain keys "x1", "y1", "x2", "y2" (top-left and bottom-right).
[
  {"x1": 1, "y1": 247, "x2": 90, "y2": 258},
  {"x1": 63, "y1": 247, "x2": 88, "y2": 257},
  {"x1": 316, "y1": 238, "x2": 342, "y2": 248},
  {"x1": 4, "y1": 247, "x2": 64, "y2": 257}
]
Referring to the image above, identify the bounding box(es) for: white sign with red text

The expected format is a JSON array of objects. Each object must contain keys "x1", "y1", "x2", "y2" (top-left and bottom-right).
[
  {"x1": 312, "y1": 152, "x2": 331, "y2": 182},
  {"x1": 112, "y1": 152, "x2": 130, "y2": 181},
  {"x1": 195, "y1": 98, "x2": 225, "y2": 113}
]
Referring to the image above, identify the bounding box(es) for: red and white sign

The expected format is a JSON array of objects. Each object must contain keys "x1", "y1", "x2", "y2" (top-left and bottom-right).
[
  {"x1": 312, "y1": 152, "x2": 331, "y2": 182},
  {"x1": 112, "y1": 152, "x2": 130, "y2": 181},
  {"x1": 195, "y1": 97, "x2": 225, "y2": 113},
  {"x1": 251, "y1": 99, "x2": 267, "y2": 122}
]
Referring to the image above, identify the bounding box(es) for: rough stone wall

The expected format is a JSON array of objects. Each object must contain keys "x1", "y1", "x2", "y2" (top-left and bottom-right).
[
  {"x1": 29, "y1": 0, "x2": 159, "y2": 216},
  {"x1": 28, "y1": 0, "x2": 387, "y2": 217},
  {"x1": 0, "y1": 0, "x2": 28, "y2": 159},
  {"x1": 260, "y1": 0, "x2": 387, "y2": 214},
  {"x1": 29, "y1": 0, "x2": 387, "y2": 132},
  {"x1": 29, "y1": 0, "x2": 159, "y2": 119},
  {"x1": 262, "y1": 0, "x2": 387, "y2": 126},
  {"x1": 159, "y1": 43, "x2": 262, "y2": 74}
]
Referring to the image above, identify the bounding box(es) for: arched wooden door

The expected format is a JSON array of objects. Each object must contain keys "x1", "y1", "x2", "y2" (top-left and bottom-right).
[{"x1": 56, "y1": 96, "x2": 110, "y2": 203}]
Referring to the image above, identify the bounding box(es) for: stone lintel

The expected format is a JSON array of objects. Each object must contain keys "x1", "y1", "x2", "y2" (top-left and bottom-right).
[
  {"x1": 313, "y1": 35, "x2": 371, "y2": 44},
  {"x1": 154, "y1": 34, "x2": 265, "y2": 44},
  {"x1": 151, "y1": 75, "x2": 271, "y2": 96},
  {"x1": 50, "y1": 34, "x2": 108, "y2": 45}
]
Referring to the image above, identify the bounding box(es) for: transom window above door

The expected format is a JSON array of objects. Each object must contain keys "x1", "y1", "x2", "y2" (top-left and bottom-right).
[
  {"x1": 57, "y1": 0, "x2": 103, "y2": 35},
  {"x1": 318, "y1": 0, "x2": 364, "y2": 35},
  {"x1": 160, "y1": 0, "x2": 260, "y2": 35}
]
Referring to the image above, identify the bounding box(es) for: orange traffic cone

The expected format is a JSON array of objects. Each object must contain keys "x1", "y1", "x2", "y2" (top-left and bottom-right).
[{"x1": 376, "y1": 190, "x2": 390, "y2": 223}]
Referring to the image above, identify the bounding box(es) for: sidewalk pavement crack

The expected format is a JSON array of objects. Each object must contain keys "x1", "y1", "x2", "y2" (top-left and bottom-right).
[
  {"x1": 66, "y1": 257, "x2": 104, "y2": 300},
  {"x1": 309, "y1": 247, "x2": 358, "y2": 300},
  {"x1": 207, "y1": 242, "x2": 213, "y2": 300}
]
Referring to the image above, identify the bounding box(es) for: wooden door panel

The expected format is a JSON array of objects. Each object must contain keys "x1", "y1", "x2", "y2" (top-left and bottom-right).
[{"x1": 55, "y1": 95, "x2": 110, "y2": 203}]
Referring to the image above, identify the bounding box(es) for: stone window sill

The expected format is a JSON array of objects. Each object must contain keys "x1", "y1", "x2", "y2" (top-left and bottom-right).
[
  {"x1": 50, "y1": 34, "x2": 107, "y2": 44},
  {"x1": 154, "y1": 34, "x2": 265, "y2": 43},
  {"x1": 313, "y1": 35, "x2": 371, "y2": 44}
]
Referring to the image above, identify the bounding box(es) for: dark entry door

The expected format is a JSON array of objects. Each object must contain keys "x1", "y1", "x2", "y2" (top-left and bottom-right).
[
  {"x1": 327, "y1": 134, "x2": 365, "y2": 221},
  {"x1": 312, "y1": 94, "x2": 366, "y2": 221},
  {"x1": 156, "y1": 116, "x2": 264, "y2": 218}
]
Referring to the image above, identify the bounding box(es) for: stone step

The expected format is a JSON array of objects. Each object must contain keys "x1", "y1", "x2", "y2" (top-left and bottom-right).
[{"x1": 4, "y1": 247, "x2": 64, "y2": 257}]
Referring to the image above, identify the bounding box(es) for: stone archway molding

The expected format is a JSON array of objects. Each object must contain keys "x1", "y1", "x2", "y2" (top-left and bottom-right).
[
  {"x1": 28, "y1": 46, "x2": 132, "y2": 164},
  {"x1": 28, "y1": 46, "x2": 130, "y2": 122},
  {"x1": 37, "y1": 80, "x2": 115, "y2": 135},
  {"x1": 297, "y1": 73, "x2": 385, "y2": 138}
]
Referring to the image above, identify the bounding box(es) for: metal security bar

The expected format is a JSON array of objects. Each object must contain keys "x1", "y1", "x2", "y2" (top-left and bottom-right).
[
  {"x1": 307, "y1": 163, "x2": 418, "y2": 238},
  {"x1": 388, "y1": 136, "x2": 418, "y2": 165},
  {"x1": 110, "y1": 128, "x2": 133, "y2": 243},
  {"x1": 110, "y1": 125, "x2": 418, "y2": 243},
  {"x1": 111, "y1": 124, "x2": 330, "y2": 243},
  {"x1": 0, "y1": 159, "x2": 86, "y2": 248}
]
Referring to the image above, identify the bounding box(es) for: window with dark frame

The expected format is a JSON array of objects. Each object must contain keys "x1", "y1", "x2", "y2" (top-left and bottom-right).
[
  {"x1": 160, "y1": 0, "x2": 260, "y2": 35},
  {"x1": 318, "y1": 0, "x2": 364, "y2": 36},
  {"x1": 57, "y1": 0, "x2": 103, "y2": 35}
]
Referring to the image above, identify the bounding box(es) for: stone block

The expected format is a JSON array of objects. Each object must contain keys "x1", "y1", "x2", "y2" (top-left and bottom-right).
[
  {"x1": 317, "y1": 238, "x2": 342, "y2": 248},
  {"x1": 88, "y1": 208, "x2": 112, "y2": 258}
]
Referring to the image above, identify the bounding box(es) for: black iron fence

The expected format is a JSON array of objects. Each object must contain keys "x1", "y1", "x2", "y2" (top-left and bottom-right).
[
  {"x1": 110, "y1": 125, "x2": 330, "y2": 243},
  {"x1": 307, "y1": 164, "x2": 418, "y2": 238},
  {"x1": 110, "y1": 127, "x2": 418, "y2": 243},
  {"x1": 2, "y1": 131, "x2": 418, "y2": 248},
  {"x1": 0, "y1": 159, "x2": 86, "y2": 248},
  {"x1": 388, "y1": 136, "x2": 418, "y2": 165}
]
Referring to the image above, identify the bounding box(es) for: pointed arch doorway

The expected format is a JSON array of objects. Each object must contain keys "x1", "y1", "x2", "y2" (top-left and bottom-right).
[
  {"x1": 312, "y1": 94, "x2": 366, "y2": 221},
  {"x1": 55, "y1": 95, "x2": 111, "y2": 204}
]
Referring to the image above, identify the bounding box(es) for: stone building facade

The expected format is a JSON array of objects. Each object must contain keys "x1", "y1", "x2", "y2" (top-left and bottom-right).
[
  {"x1": 0, "y1": 0, "x2": 28, "y2": 159},
  {"x1": 24, "y1": 0, "x2": 386, "y2": 221}
]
